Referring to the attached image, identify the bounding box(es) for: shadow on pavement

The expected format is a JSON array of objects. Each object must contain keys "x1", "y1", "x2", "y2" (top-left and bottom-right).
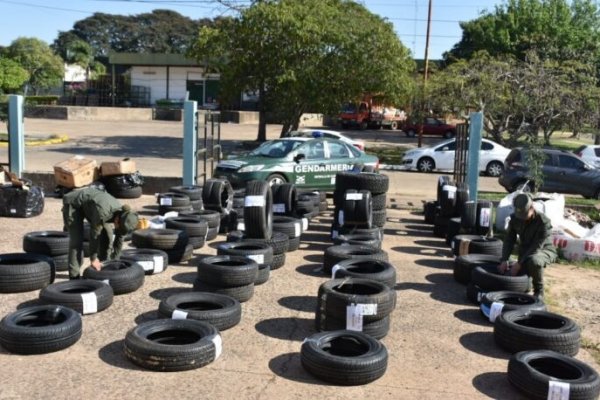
[
  {"x1": 303, "y1": 254, "x2": 323, "y2": 264},
  {"x1": 135, "y1": 310, "x2": 160, "y2": 325},
  {"x1": 17, "y1": 299, "x2": 43, "y2": 309},
  {"x1": 278, "y1": 296, "x2": 317, "y2": 313},
  {"x1": 98, "y1": 340, "x2": 143, "y2": 371},
  {"x1": 459, "y1": 331, "x2": 510, "y2": 360},
  {"x1": 391, "y1": 246, "x2": 452, "y2": 258},
  {"x1": 413, "y1": 239, "x2": 448, "y2": 249},
  {"x1": 394, "y1": 272, "x2": 470, "y2": 306},
  {"x1": 472, "y1": 372, "x2": 525, "y2": 399},
  {"x1": 149, "y1": 286, "x2": 192, "y2": 300},
  {"x1": 454, "y1": 308, "x2": 491, "y2": 327},
  {"x1": 171, "y1": 272, "x2": 196, "y2": 285},
  {"x1": 255, "y1": 317, "x2": 314, "y2": 341},
  {"x1": 268, "y1": 352, "x2": 326, "y2": 385},
  {"x1": 414, "y1": 258, "x2": 453, "y2": 270},
  {"x1": 295, "y1": 263, "x2": 325, "y2": 278}
]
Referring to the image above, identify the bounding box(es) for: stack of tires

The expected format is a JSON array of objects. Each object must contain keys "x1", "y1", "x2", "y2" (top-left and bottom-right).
[
  {"x1": 157, "y1": 192, "x2": 193, "y2": 215},
  {"x1": 0, "y1": 253, "x2": 55, "y2": 293},
  {"x1": 132, "y1": 228, "x2": 192, "y2": 264},
  {"x1": 194, "y1": 255, "x2": 258, "y2": 302},
  {"x1": 169, "y1": 185, "x2": 204, "y2": 211},
  {"x1": 450, "y1": 234, "x2": 503, "y2": 259},
  {"x1": 331, "y1": 172, "x2": 388, "y2": 240},
  {"x1": 315, "y1": 278, "x2": 396, "y2": 339},
  {"x1": 202, "y1": 179, "x2": 234, "y2": 235},
  {"x1": 271, "y1": 184, "x2": 324, "y2": 232},
  {"x1": 216, "y1": 242, "x2": 273, "y2": 285},
  {"x1": 226, "y1": 230, "x2": 289, "y2": 272},
  {"x1": 226, "y1": 189, "x2": 247, "y2": 232},
  {"x1": 102, "y1": 172, "x2": 144, "y2": 199},
  {"x1": 23, "y1": 231, "x2": 70, "y2": 272},
  {"x1": 165, "y1": 216, "x2": 208, "y2": 250},
  {"x1": 180, "y1": 209, "x2": 221, "y2": 241},
  {"x1": 466, "y1": 264, "x2": 531, "y2": 305},
  {"x1": 296, "y1": 190, "x2": 325, "y2": 226}
]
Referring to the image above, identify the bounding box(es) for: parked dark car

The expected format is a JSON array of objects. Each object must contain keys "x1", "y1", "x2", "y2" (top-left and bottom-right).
[
  {"x1": 499, "y1": 147, "x2": 600, "y2": 198},
  {"x1": 402, "y1": 117, "x2": 457, "y2": 138}
]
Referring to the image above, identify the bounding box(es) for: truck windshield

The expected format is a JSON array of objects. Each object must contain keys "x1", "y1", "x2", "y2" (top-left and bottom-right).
[{"x1": 342, "y1": 103, "x2": 357, "y2": 113}]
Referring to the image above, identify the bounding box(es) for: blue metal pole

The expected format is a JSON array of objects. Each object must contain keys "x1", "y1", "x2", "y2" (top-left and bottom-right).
[
  {"x1": 466, "y1": 112, "x2": 483, "y2": 203},
  {"x1": 8, "y1": 95, "x2": 25, "y2": 177},
  {"x1": 182, "y1": 100, "x2": 198, "y2": 185}
]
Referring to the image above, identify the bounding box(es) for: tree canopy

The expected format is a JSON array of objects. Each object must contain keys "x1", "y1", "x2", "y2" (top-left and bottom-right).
[
  {"x1": 0, "y1": 57, "x2": 29, "y2": 93},
  {"x1": 3, "y1": 38, "x2": 64, "y2": 95},
  {"x1": 189, "y1": 0, "x2": 414, "y2": 140}
]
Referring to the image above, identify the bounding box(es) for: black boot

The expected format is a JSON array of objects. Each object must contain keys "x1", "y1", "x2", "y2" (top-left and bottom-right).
[
  {"x1": 69, "y1": 275, "x2": 80, "y2": 280},
  {"x1": 534, "y1": 288, "x2": 544, "y2": 302}
]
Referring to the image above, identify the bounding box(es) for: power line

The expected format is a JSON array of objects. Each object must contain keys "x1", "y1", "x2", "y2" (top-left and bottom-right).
[{"x1": 0, "y1": 0, "x2": 92, "y2": 14}]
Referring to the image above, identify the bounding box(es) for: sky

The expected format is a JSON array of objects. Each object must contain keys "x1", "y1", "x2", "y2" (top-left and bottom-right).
[{"x1": 0, "y1": 0, "x2": 503, "y2": 60}]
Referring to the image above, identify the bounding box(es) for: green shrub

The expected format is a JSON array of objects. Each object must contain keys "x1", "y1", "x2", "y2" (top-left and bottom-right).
[{"x1": 24, "y1": 96, "x2": 59, "y2": 105}]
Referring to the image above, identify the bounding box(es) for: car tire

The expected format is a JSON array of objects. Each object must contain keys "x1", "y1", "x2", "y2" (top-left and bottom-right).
[
  {"x1": 39, "y1": 279, "x2": 114, "y2": 314},
  {"x1": 480, "y1": 291, "x2": 546, "y2": 321},
  {"x1": 197, "y1": 255, "x2": 259, "y2": 287},
  {"x1": 120, "y1": 249, "x2": 168, "y2": 275},
  {"x1": 124, "y1": 319, "x2": 221, "y2": 372},
  {"x1": 333, "y1": 233, "x2": 382, "y2": 249},
  {"x1": 486, "y1": 161, "x2": 504, "y2": 177},
  {"x1": 82, "y1": 260, "x2": 145, "y2": 295},
  {"x1": 202, "y1": 179, "x2": 234, "y2": 213},
  {"x1": 266, "y1": 173, "x2": 287, "y2": 187},
  {"x1": 390, "y1": 121, "x2": 398, "y2": 130},
  {"x1": 443, "y1": 130, "x2": 455, "y2": 139},
  {"x1": 301, "y1": 330, "x2": 388, "y2": 385},
  {"x1": 22, "y1": 231, "x2": 70, "y2": 256},
  {"x1": 508, "y1": 350, "x2": 600, "y2": 400},
  {"x1": 243, "y1": 180, "x2": 273, "y2": 239},
  {"x1": 0, "y1": 305, "x2": 82, "y2": 354},
  {"x1": 164, "y1": 244, "x2": 194, "y2": 264},
  {"x1": 216, "y1": 241, "x2": 274, "y2": 268},
  {"x1": 471, "y1": 264, "x2": 531, "y2": 293},
  {"x1": 169, "y1": 185, "x2": 203, "y2": 201},
  {"x1": 330, "y1": 258, "x2": 396, "y2": 288},
  {"x1": 271, "y1": 183, "x2": 296, "y2": 214},
  {"x1": 335, "y1": 172, "x2": 389, "y2": 194},
  {"x1": 180, "y1": 209, "x2": 221, "y2": 229},
  {"x1": 132, "y1": 229, "x2": 189, "y2": 251},
  {"x1": 192, "y1": 279, "x2": 254, "y2": 303},
  {"x1": 406, "y1": 129, "x2": 416, "y2": 138},
  {"x1": 453, "y1": 254, "x2": 501, "y2": 284},
  {"x1": 417, "y1": 157, "x2": 435, "y2": 173},
  {"x1": 323, "y1": 245, "x2": 388, "y2": 274},
  {"x1": 158, "y1": 292, "x2": 242, "y2": 331},
  {"x1": 165, "y1": 216, "x2": 209, "y2": 238},
  {"x1": 157, "y1": 192, "x2": 191, "y2": 208},
  {"x1": 0, "y1": 253, "x2": 55, "y2": 293},
  {"x1": 423, "y1": 201, "x2": 438, "y2": 224}
]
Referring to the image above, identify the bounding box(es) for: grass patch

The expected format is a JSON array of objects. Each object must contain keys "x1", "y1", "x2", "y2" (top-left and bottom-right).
[
  {"x1": 365, "y1": 145, "x2": 407, "y2": 165},
  {"x1": 555, "y1": 256, "x2": 600, "y2": 272}
]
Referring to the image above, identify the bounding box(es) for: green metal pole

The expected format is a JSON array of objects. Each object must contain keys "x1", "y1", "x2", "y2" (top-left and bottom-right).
[
  {"x1": 466, "y1": 112, "x2": 483, "y2": 203},
  {"x1": 183, "y1": 100, "x2": 198, "y2": 185},
  {"x1": 8, "y1": 95, "x2": 25, "y2": 177}
]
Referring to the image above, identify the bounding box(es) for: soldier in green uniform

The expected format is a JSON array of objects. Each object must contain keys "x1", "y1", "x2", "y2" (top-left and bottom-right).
[
  {"x1": 498, "y1": 193, "x2": 557, "y2": 300},
  {"x1": 62, "y1": 187, "x2": 139, "y2": 279}
]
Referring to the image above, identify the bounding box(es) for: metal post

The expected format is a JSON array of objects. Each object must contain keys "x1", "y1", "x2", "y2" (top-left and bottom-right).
[
  {"x1": 418, "y1": 0, "x2": 433, "y2": 148},
  {"x1": 8, "y1": 95, "x2": 25, "y2": 177},
  {"x1": 466, "y1": 112, "x2": 483, "y2": 203},
  {"x1": 183, "y1": 100, "x2": 198, "y2": 185}
]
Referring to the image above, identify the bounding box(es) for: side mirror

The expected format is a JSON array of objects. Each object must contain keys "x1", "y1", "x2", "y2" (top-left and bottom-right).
[{"x1": 294, "y1": 153, "x2": 306, "y2": 163}]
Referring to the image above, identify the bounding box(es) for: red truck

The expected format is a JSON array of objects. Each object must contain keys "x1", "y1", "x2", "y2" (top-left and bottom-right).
[
  {"x1": 402, "y1": 117, "x2": 457, "y2": 138},
  {"x1": 338, "y1": 96, "x2": 406, "y2": 130}
]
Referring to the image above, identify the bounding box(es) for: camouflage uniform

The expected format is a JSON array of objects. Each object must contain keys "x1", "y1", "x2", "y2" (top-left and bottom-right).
[{"x1": 62, "y1": 188, "x2": 125, "y2": 279}]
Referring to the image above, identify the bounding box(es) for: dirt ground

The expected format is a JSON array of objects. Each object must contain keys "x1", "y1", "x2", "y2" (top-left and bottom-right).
[{"x1": 0, "y1": 119, "x2": 598, "y2": 399}]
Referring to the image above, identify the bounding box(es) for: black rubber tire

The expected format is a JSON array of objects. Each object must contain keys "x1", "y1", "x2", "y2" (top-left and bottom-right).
[
  {"x1": 23, "y1": 231, "x2": 70, "y2": 256},
  {"x1": 333, "y1": 234, "x2": 382, "y2": 249},
  {"x1": 295, "y1": 200, "x2": 315, "y2": 215},
  {"x1": 202, "y1": 179, "x2": 233, "y2": 213},
  {"x1": 466, "y1": 281, "x2": 485, "y2": 304},
  {"x1": 82, "y1": 260, "x2": 145, "y2": 295},
  {"x1": 120, "y1": 249, "x2": 168, "y2": 275},
  {"x1": 318, "y1": 278, "x2": 396, "y2": 322},
  {"x1": 315, "y1": 312, "x2": 391, "y2": 340},
  {"x1": 132, "y1": 229, "x2": 189, "y2": 251},
  {"x1": 271, "y1": 183, "x2": 297, "y2": 215},
  {"x1": 287, "y1": 236, "x2": 301, "y2": 252},
  {"x1": 475, "y1": 200, "x2": 494, "y2": 236},
  {"x1": 342, "y1": 189, "x2": 372, "y2": 227},
  {"x1": 453, "y1": 254, "x2": 501, "y2": 284},
  {"x1": 243, "y1": 180, "x2": 273, "y2": 239},
  {"x1": 255, "y1": 264, "x2": 270, "y2": 285},
  {"x1": 169, "y1": 185, "x2": 203, "y2": 201},
  {"x1": 471, "y1": 264, "x2": 531, "y2": 292},
  {"x1": 451, "y1": 234, "x2": 483, "y2": 257},
  {"x1": 436, "y1": 175, "x2": 451, "y2": 203},
  {"x1": 164, "y1": 244, "x2": 194, "y2": 264},
  {"x1": 158, "y1": 204, "x2": 193, "y2": 215},
  {"x1": 179, "y1": 209, "x2": 221, "y2": 229},
  {"x1": 197, "y1": 255, "x2": 259, "y2": 287},
  {"x1": 206, "y1": 226, "x2": 219, "y2": 241},
  {"x1": 433, "y1": 215, "x2": 449, "y2": 238},
  {"x1": 188, "y1": 235, "x2": 206, "y2": 249},
  {"x1": 330, "y1": 259, "x2": 396, "y2": 288},
  {"x1": 0, "y1": 253, "x2": 55, "y2": 293},
  {"x1": 454, "y1": 182, "x2": 470, "y2": 218},
  {"x1": 424, "y1": 201, "x2": 438, "y2": 225},
  {"x1": 226, "y1": 230, "x2": 289, "y2": 255},
  {"x1": 335, "y1": 172, "x2": 389, "y2": 194},
  {"x1": 371, "y1": 193, "x2": 386, "y2": 211},
  {"x1": 192, "y1": 279, "x2": 254, "y2": 303},
  {"x1": 319, "y1": 200, "x2": 329, "y2": 213},
  {"x1": 495, "y1": 310, "x2": 581, "y2": 356},
  {"x1": 157, "y1": 192, "x2": 191, "y2": 207},
  {"x1": 52, "y1": 253, "x2": 69, "y2": 272},
  {"x1": 439, "y1": 183, "x2": 457, "y2": 217},
  {"x1": 301, "y1": 330, "x2": 388, "y2": 386},
  {"x1": 445, "y1": 217, "x2": 462, "y2": 246},
  {"x1": 272, "y1": 216, "x2": 302, "y2": 239},
  {"x1": 158, "y1": 292, "x2": 242, "y2": 331},
  {"x1": 190, "y1": 199, "x2": 203, "y2": 210},
  {"x1": 216, "y1": 241, "x2": 274, "y2": 266},
  {"x1": 39, "y1": 279, "x2": 114, "y2": 314},
  {"x1": 298, "y1": 191, "x2": 320, "y2": 208},
  {"x1": 124, "y1": 319, "x2": 221, "y2": 372},
  {"x1": 108, "y1": 185, "x2": 142, "y2": 199},
  {"x1": 0, "y1": 305, "x2": 82, "y2": 355},
  {"x1": 480, "y1": 291, "x2": 546, "y2": 321},
  {"x1": 461, "y1": 200, "x2": 477, "y2": 230},
  {"x1": 336, "y1": 226, "x2": 383, "y2": 241},
  {"x1": 371, "y1": 209, "x2": 386, "y2": 228},
  {"x1": 323, "y1": 245, "x2": 389, "y2": 275},
  {"x1": 271, "y1": 252, "x2": 286, "y2": 270},
  {"x1": 468, "y1": 237, "x2": 503, "y2": 258},
  {"x1": 165, "y1": 216, "x2": 209, "y2": 238},
  {"x1": 508, "y1": 350, "x2": 600, "y2": 400}
]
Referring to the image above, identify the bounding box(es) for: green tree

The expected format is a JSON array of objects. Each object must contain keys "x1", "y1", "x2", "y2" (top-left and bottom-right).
[
  {"x1": 3, "y1": 38, "x2": 64, "y2": 95},
  {"x1": 0, "y1": 57, "x2": 29, "y2": 93},
  {"x1": 190, "y1": 0, "x2": 414, "y2": 141}
]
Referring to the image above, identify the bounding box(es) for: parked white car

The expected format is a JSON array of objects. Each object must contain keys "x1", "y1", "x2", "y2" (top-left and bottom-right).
[
  {"x1": 289, "y1": 129, "x2": 366, "y2": 151},
  {"x1": 574, "y1": 145, "x2": 600, "y2": 168},
  {"x1": 401, "y1": 138, "x2": 511, "y2": 176}
]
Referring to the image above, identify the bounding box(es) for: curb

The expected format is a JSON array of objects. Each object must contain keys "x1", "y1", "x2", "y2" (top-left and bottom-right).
[
  {"x1": 379, "y1": 164, "x2": 406, "y2": 171},
  {"x1": 0, "y1": 135, "x2": 69, "y2": 147}
]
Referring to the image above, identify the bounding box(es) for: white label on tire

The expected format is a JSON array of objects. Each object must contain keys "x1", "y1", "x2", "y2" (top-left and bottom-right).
[
  {"x1": 160, "y1": 197, "x2": 173, "y2": 206},
  {"x1": 442, "y1": 185, "x2": 457, "y2": 193},
  {"x1": 172, "y1": 310, "x2": 188, "y2": 320},
  {"x1": 247, "y1": 254, "x2": 264, "y2": 264},
  {"x1": 548, "y1": 381, "x2": 570, "y2": 400},
  {"x1": 244, "y1": 195, "x2": 265, "y2": 207},
  {"x1": 81, "y1": 292, "x2": 98, "y2": 314},
  {"x1": 302, "y1": 218, "x2": 308, "y2": 232},
  {"x1": 272, "y1": 203, "x2": 286, "y2": 213},
  {"x1": 480, "y1": 208, "x2": 491, "y2": 228},
  {"x1": 138, "y1": 260, "x2": 154, "y2": 271},
  {"x1": 102, "y1": 279, "x2": 110, "y2": 285},
  {"x1": 212, "y1": 334, "x2": 223, "y2": 359},
  {"x1": 331, "y1": 230, "x2": 339, "y2": 239},
  {"x1": 338, "y1": 210, "x2": 344, "y2": 226},
  {"x1": 237, "y1": 222, "x2": 245, "y2": 231},
  {"x1": 451, "y1": 241, "x2": 455, "y2": 250},
  {"x1": 346, "y1": 304, "x2": 363, "y2": 331},
  {"x1": 346, "y1": 193, "x2": 363, "y2": 201},
  {"x1": 357, "y1": 303, "x2": 378, "y2": 316},
  {"x1": 489, "y1": 302, "x2": 504, "y2": 323},
  {"x1": 153, "y1": 256, "x2": 164, "y2": 273},
  {"x1": 331, "y1": 264, "x2": 344, "y2": 279},
  {"x1": 294, "y1": 223, "x2": 301, "y2": 238}
]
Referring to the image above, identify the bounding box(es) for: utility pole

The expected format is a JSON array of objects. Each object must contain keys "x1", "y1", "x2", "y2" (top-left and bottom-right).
[{"x1": 418, "y1": 0, "x2": 433, "y2": 148}]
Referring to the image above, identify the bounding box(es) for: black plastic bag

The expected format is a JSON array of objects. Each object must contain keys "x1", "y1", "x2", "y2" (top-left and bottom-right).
[{"x1": 0, "y1": 185, "x2": 44, "y2": 218}]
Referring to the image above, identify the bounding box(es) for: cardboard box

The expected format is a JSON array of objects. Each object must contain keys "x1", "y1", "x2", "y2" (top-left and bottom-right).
[
  {"x1": 54, "y1": 156, "x2": 97, "y2": 188},
  {"x1": 100, "y1": 158, "x2": 137, "y2": 176}
]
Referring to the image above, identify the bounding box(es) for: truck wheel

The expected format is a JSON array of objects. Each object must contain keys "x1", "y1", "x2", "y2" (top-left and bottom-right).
[
  {"x1": 406, "y1": 129, "x2": 416, "y2": 138},
  {"x1": 390, "y1": 121, "x2": 398, "y2": 130}
]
